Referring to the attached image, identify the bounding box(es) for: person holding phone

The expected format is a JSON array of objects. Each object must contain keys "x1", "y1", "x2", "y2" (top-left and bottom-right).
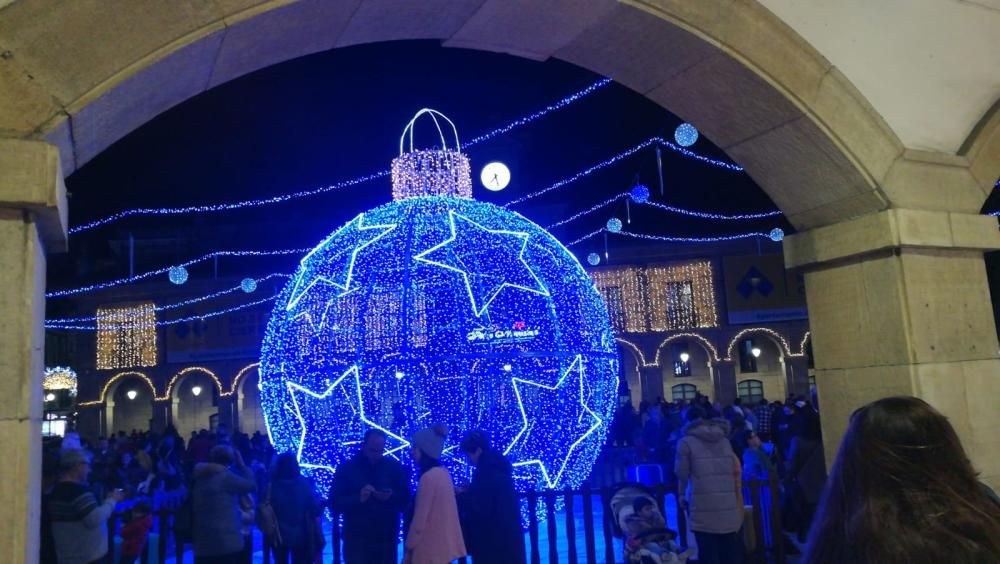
[
  {"x1": 329, "y1": 429, "x2": 410, "y2": 564},
  {"x1": 48, "y1": 449, "x2": 125, "y2": 564}
]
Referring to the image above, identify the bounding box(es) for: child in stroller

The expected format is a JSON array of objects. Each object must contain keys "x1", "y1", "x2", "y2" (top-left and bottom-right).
[{"x1": 610, "y1": 483, "x2": 693, "y2": 564}]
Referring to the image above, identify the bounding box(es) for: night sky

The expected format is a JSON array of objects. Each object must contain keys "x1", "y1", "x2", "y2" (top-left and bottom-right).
[{"x1": 51, "y1": 40, "x2": 787, "y2": 299}]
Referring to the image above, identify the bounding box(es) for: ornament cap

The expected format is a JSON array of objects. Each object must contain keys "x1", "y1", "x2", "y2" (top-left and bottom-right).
[{"x1": 391, "y1": 109, "x2": 472, "y2": 201}]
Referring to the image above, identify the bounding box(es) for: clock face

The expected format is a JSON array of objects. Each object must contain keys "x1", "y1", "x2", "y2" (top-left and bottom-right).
[{"x1": 480, "y1": 162, "x2": 511, "y2": 191}]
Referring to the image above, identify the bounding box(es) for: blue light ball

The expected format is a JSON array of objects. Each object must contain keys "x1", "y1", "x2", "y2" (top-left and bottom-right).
[
  {"x1": 168, "y1": 266, "x2": 188, "y2": 285},
  {"x1": 260, "y1": 196, "x2": 619, "y2": 499},
  {"x1": 769, "y1": 228, "x2": 785, "y2": 242},
  {"x1": 587, "y1": 253, "x2": 601, "y2": 266},
  {"x1": 630, "y1": 184, "x2": 650, "y2": 204},
  {"x1": 606, "y1": 218, "x2": 623, "y2": 233},
  {"x1": 674, "y1": 123, "x2": 699, "y2": 147},
  {"x1": 241, "y1": 278, "x2": 257, "y2": 293}
]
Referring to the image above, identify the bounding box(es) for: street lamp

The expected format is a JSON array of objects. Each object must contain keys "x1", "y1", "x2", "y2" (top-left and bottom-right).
[
  {"x1": 191, "y1": 385, "x2": 202, "y2": 397},
  {"x1": 45, "y1": 392, "x2": 56, "y2": 402},
  {"x1": 126, "y1": 390, "x2": 137, "y2": 400},
  {"x1": 751, "y1": 347, "x2": 761, "y2": 358},
  {"x1": 679, "y1": 352, "x2": 690, "y2": 364}
]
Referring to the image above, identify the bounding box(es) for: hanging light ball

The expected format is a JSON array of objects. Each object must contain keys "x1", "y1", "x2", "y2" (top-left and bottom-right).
[
  {"x1": 769, "y1": 228, "x2": 785, "y2": 242},
  {"x1": 168, "y1": 265, "x2": 189, "y2": 285},
  {"x1": 674, "y1": 123, "x2": 699, "y2": 147},
  {"x1": 630, "y1": 184, "x2": 650, "y2": 204},
  {"x1": 587, "y1": 253, "x2": 601, "y2": 266},
  {"x1": 241, "y1": 278, "x2": 258, "y2": 293},
  {"x1": 606, "y1": 217, "x2": 623, "y2": 233}
]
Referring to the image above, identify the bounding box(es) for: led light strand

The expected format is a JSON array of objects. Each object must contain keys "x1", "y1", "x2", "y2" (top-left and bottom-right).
[
  {"x1": 612, "y1": 229, "x2": 770, "y2": 243},
  {"x1": 46, "y1": 294, "x2": 277, "y2": 330},
  {"x1": 69, "y1": 80, "x2": 613, "y2": 235},
  {"x1": 47, "y1": 273, "x2": 291, "y2": 324},
  {"x1": 506, "y1": 137, "x2": 742, "y2": 209},
  {"x1": 645, "y1": 200, "x2": 781, "y2": 220},
  {"x1": 546, "y1": 193, "x2": 629, "y2": 229},
  {"x1": 47, "y1": 248, "x2": 309, "y2": 298},
  {"x1": 568, "y1": 227, "x2": 606, "y2": 247}
]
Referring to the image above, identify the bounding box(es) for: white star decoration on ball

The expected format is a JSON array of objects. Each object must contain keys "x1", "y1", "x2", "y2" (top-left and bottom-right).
[
  {"x1": 505, "y1": 355, "x2": 602, "y2": 489},
  {"x1": 286, "y1": 365, "x2": 410, "y2": 472},
  {"x1": 414, "y1": 210, "x2": 549, "y2": 317}
]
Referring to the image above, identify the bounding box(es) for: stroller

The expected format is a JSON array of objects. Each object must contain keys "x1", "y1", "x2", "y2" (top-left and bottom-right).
[{"x1": 607, "y1": 482, "x2": 691, "y2": 564}]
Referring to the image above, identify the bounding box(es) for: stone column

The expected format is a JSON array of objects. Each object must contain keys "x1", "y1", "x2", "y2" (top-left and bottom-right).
[
  {"x1": 0, "y1": 139, "x2": 67, "y2": 564},
  {"x1": 786, "y1": 208, "x2": 1000, "y2": 488},
  {"x1": 783, "y1": 356, "x2": 811, "y2": 399},
  {"x1": 639, "y1": 366, "x2": 664, "y2": 403},
  {"x1": 712, "y1": 362, "x2": 737, "y2": 406},
  {"x1": 151, "y1": 401, "x2": 170, "y2": 434},
  {"x1": 217, "y1": 395, "x2": 237, "y2": 435}
]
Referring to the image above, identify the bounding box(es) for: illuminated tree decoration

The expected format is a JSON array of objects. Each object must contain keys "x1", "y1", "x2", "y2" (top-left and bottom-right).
[
  {"x1": 43, "y1": 367, "x2": 78, "y2": 392},
  {"x1": 241, "y1": 277, "x2": 258, "y2": 293},
  {"x1": 168, "y1": 265, "x2": 188, "y2": 285},
  {"x1": 587, "y1": 253, "x2": 601, "y2": 266},
  {"x1": 606, "y1": 217, "x2": 623, "y2": 233},
  {"x1": 674, "y1": 123, "x2": 699, "y2": 147},
  {"x1": 630, "y1": 184, "x2": 651, "y2": 204},
  {"x1": 769, "y1": 227, "x2": 785, "y2": 242},
  {"x1": 260, "y1": 111, "x2": 618, "y2": 508}
]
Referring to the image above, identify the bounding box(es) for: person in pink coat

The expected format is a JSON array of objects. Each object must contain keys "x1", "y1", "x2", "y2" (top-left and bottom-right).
[{"x1": 404, "y1": 424, "x2": 467, "y2": 564}]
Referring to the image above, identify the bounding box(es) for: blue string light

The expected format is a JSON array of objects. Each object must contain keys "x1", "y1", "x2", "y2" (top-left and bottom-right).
[
  {"x1": 645, "y1": 200, "x2": 782, "y2": 220},
  {"x1": 68, "y1": 79, "x2": 614, "y2": 235},
  {"x1": 45, "y1": 294, "x2": 278, "y2": 330},
  {"x1": 45, "y1": 273, "x2": 291, "y2": 325},
  {"x1": 46, "y1": 248, "x2": 310, "y2": 298},
  {"x1": 568, "y1": 227, "x2": 772, "y2": 246},
  {"x1": 545, "y1": 193, "x2": 629, "y2": 229}
]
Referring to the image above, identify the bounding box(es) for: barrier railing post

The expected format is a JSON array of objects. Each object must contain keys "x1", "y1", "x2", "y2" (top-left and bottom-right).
[
  {"x1": 527, "y1": 490, "x2": 541, "y2": 564},
  {"x1": 600, "y1": 487, "x2": 615, "y2": 563},
  {"x1": 563, "y1": 487, "x2": 578, "y2": 564},
  {"x1": 545, "y1": 489, "x2": 559, "y2": 563},
  {"x1": 581, "y1": 484, "x2": 597, "y2": 563}
]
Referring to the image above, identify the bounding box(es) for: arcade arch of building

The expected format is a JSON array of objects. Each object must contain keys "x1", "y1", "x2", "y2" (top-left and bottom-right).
[{"x1": 2, "y1": 1, "x2": 999, "y2": 559}]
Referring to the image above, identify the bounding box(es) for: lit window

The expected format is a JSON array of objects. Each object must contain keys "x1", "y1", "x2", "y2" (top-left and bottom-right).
[{"x1": 672, "y1": 343, "x2": 691, "y2": 377}]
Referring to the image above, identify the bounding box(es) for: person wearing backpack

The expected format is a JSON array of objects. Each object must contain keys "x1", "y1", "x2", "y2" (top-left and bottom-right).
[
  {"x1": 191, "y1": 445, "x2": 257, "y2": 564},
  {"x1": 267, "y1": 453, "x2": 324, "y2": 564}
]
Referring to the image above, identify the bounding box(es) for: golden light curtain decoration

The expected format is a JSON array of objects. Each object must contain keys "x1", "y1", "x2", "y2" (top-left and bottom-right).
[
  {"x1": 96, "y1": 302, "x2": 158, "y2": 369},
  {"x1": 43, "y1": 367, "x2": 78, "y2": 391},
  {"x1": 589, "y1": 261, "x2": 718, "y2": 334}
]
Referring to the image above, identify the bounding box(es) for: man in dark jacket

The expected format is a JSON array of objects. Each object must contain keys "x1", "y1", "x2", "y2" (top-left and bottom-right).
[
  {"x1": 457, "y1": 430, "x2": 526, "y2": 564},
  {"x1": 329, "y1": 429, "x2": 410, "y2": 564}
]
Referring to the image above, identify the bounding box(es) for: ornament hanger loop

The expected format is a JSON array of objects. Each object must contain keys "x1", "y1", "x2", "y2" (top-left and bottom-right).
[{"x1": 400, "y1": 109, "x2": 462, "y2": 156}]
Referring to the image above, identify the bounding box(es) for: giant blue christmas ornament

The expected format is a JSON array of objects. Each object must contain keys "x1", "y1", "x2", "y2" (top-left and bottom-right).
[{"x1": 260, "y1": 110, "x2": 619, "y2": 504}]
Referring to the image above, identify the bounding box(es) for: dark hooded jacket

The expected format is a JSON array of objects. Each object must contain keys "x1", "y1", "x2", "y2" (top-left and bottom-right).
[
  {"x1": 190, "y1": 462, "x2": 256, "y2": 556},
  {"x1": 458, "y1": 449, "x2": 526, "y2": 564},
  {"x1": 675, "y1": 418, "x2": 743, "y2": 534}
]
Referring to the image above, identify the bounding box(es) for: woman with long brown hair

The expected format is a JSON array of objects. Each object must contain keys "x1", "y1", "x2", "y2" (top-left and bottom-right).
[{"x1": 804, "y1": 396, "x2": 1000, "y2": 563}]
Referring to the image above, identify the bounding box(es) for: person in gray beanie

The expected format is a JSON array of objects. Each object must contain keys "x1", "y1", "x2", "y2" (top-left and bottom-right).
[{"x1": 404, "y1": 424, "x2": 467, "y2": 564}]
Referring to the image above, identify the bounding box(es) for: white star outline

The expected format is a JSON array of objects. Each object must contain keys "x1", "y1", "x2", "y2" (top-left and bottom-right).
[
  {"x1": 413, "y1": 210, "x2": 550, "y2": 317},
  {"x1": 285, "y1": 365, "x2": 410, "y2": 473},
  {"x1": 286, "y1": 213, "x2": 397, "y2": 312},
  {"x1": 504, "y1": 355, "x2": 603, "y2": 489}
]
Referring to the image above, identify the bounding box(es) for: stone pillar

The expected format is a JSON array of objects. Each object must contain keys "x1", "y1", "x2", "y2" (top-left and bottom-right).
[
  {"x1": 639, "y1": 366, "x2": 664, "y2": 403},
  {"x1": 713, "y1": 362, "x2": 737, "y2": 406},
  {"x1": 151, "y1": 401, "x2": 170, "y2": 434},
  {"x1": 0, "y1": 139, "x2": 67, "y2": 564},
  {"x1": 217, "y1": 396, "x2": 237, "y2": 435},
  {"x1": 786, "y1": 208, "x2": 1000, "y2": 488},
  {"x1": 783, "y1": 356, "x2": 811, "y2": 399}
]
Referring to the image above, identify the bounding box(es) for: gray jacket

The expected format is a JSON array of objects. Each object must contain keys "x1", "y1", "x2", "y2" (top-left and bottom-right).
[
  {"x1": 191, "y1": 462, "x2": 256, "y2": 556},
  {"x1": 675, "y1": 418, "x2": 743, "y2": 534}
]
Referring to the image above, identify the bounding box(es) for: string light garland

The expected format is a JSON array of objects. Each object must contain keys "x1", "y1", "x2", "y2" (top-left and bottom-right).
[
  {"x1": 569, "y1": 228, "x2": 772, "y2": 246},
  {"x1": 589, "y1": 267, "x2": 647, "y2": 333},
  {"x1": 46, "y1": 273, "x2": 290, "y2": 326},
  {"x1": 77, "y1": 371, "x2": 156, "y2": 406},
  {"x1": 652, "y1": 333, "x2": 722, "y2": 364},
  {"x1": 724, "y1": 327, "x2": 795, "y2": 361},
  {"x1": 96, "y1": 304, "x2": 157, "y2": 369},
  {"x1": 546, "y1": 193, "x2": 629, "y2": 229},
  {"x1": 260, "y1": 111, "x2": 618, "y2": 510},
  {"x1": 645, "y1": 200, "x2": 782, "y2": 221},
  {"x1": 68, "y1": 79, "x2": 613, "y2": 235},
  {"x1": 43, "y1": 367, "x2": 78, "y2": 391},
  {"x1": 47, "y1": 294, "x2": 278, "y2": 330},
  {"x1": 47, "y1": 248, "x2": 308, "y2": 298}
]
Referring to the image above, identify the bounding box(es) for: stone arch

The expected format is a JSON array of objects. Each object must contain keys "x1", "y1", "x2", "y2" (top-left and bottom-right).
[
  {"x1": 97, "y1": 371, "x2": 156, "y2": 436},
  {"x1": 80, "y1": 370, "x2": 157, "y2": 405},
  {"x1": 728, "y1": 328, "x2": 790, "y2": 401},
  {"x1": 234, "y1": 364, "x2": 266, "y2": 435},
  {"x1": 615, "y1": 338, "x2": 644, "y2": 408},
  {"x1": 725, "y1": 328, "x2": 794, "y2": 361},
  {"x1": 0, "y1": 0, "x2": 907, "y2": 229},
  {"x1": 166, "y1": 366, "x2": 223, "y2": 438},
  {"x1": 962, "y1": 96, "x2": 1000, "y2": 199},
  {"x1": 653, "y1": 333, "x2": 720, "y2": 365},
  {"x1": 654, "y1": 333, "x2": 717, "y2": 402},
  {"x1": 162, "y1": 366, "x2": 225, "y2": 401}
]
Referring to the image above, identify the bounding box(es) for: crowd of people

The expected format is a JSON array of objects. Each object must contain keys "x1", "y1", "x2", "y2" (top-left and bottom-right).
[{"x1": 38, "y1": 393, "x2": 1000, "y2": 564}]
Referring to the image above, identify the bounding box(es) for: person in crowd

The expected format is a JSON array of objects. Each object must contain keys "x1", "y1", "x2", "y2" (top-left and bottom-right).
[
  {"x1": 753, "y1": 399, "x2": 774, "y2": 441},
  {"x1": 456, "y1": 430, "x2": 525, "y2": 564},
  {"x1": 785, "y1": 411, "x2": 825, "y2": 543},
  {"x1": 625, "y1": 497, "x2": 693, "y2": 563},
  {"x1": 642, "y1": 405, "x2": 665, "y2": 462},
  {"x1": 89, "y1": 438, "x2": 114, "y2": 499},
  {"x1": 156, "y1": 432, "x2": 184, "y2": 492},
  {"x1": 48, "y1": 448, "x2": 125, "y2": 564},
  {"x1": 329, "y1": 429, "x2": 410, "y2": 564},
  {"x1": 404, "y1": 424, "x2": 467, "y2": 564},
  {"x1": 119, "y1": 500, "x2": 153, "y2": 564},
  {"x1": 804, "y1": 396, "x2": 1000, "y2": 563},
  {"x1": 675, "y1": 406, "x2": 744, "y2": 564},
  {"x1": 741, "y1": 430, "x2": 775, "y2": 481},
  {"x1": 269, "y1": 453, "x2": 323, "y2": 564},
  {"x1": 191, "y1": 445, "x2": 257, "y2": 564},
  {"x1": 39, "y1": 447, "x2": 61, "y2": 564}
]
